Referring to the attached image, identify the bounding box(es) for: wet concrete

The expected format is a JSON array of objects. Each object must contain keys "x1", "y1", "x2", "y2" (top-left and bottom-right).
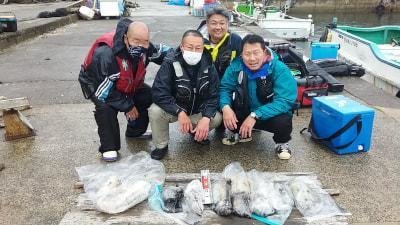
[{"x1": 1, "y1": 0, "x2": 400, "y2": 225}]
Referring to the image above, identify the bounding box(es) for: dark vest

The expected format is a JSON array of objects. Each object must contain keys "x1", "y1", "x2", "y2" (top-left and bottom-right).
[
  {"x1": 173, "y1": 61, "x2": 210, "y2": 115},
  {"x1": 239, "y1": 69, "x2": 274, "y2": 105}
]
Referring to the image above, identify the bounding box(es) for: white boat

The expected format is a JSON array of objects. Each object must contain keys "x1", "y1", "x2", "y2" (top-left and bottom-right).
[
  {"x1": 324, "y1": 25, "x2": 400, "y2": 95},
  {"x1": 235, "y1": 5, "x2": 314, "y2": 41}
]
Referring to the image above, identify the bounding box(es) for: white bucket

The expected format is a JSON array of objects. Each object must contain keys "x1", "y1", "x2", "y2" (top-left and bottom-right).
[{"x1": 79, "y1": 6, "x2": 95, "y2": 20}]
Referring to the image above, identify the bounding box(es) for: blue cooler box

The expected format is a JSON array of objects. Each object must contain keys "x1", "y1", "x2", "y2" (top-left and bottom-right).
[
  {"x1": 312, "y1": 95, "x2": 374, "y2": 154},
  {"x1": 310, "y1": 42, "x2": 339, "y2": 60}
]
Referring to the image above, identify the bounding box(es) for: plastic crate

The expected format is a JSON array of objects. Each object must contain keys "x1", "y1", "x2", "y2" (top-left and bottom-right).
[
  {"x1": 0, "y1": 12, "x2": 17, "y2": 32},
  {"x1": 310, "y1": 42, "x2": 340, "y2": 60}
]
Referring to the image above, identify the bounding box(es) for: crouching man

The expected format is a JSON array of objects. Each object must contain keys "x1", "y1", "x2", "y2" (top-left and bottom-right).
[
  {"x1": 149, "y1": 30, "x2": 222, "y2": 160},
  {"x1": 219, "y1": 34, "x2": 297, "y2": 159},
  {"x1": 78, "y1": 19, "x2": 168, "y2": 162}
]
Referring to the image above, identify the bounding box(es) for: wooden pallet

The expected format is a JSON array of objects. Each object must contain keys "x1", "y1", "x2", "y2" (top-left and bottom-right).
[{"x1": 65, "y1": 172, "x2": 348, "y2": 225}]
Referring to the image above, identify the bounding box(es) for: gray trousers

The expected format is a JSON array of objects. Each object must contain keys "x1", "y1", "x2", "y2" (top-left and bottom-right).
[{"x1": 149, "y1": 103, "x2": 222, "y2": 149}]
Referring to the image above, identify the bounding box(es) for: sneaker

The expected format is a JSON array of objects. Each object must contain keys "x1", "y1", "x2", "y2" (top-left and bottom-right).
[
  {"x1": 102, "y1": 150, "x2": 118, "y2": 162},
  {"x1": 275, "y1": 143, "x2": 292, "y2": 160},
  {"x1": 222, "y1": 132, "x2": 252, "y2": 145},
  {"x1": 150, "y1": 146, "x2": 168, "y2": 160}
]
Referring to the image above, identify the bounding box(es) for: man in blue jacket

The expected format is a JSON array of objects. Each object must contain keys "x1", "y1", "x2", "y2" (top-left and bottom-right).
[{"x1": 219, "y1": 34, "x2": 297, "y2": 159}]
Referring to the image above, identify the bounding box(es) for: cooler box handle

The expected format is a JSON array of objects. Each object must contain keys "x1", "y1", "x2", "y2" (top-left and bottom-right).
[{"x1": 301, "y1": 114, "x2": 362, "y2": 149}]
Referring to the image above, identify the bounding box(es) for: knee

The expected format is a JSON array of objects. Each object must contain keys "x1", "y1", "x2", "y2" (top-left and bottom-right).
[
  {"x1": 95, "y1": 103, "x2": 116, "y2": 117},
  {"x1": 273, "y1": 114, "x2": 293, "y2": 131},
  {"x1": 148, "y1": 104, "x2": 164, "y2": 120}
]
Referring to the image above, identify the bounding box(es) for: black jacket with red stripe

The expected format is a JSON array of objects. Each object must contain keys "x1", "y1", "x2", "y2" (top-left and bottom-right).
[{"x1": 78, "y1": 18, "x2": 165, "y2": 112}]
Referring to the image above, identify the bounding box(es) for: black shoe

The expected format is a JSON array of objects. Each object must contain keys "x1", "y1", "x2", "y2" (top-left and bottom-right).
[
  {"x1": 150, "y1": 146, "x2": 168, "y2": 160},
  {"x1": 194, "y1": 138, "x2": 210, "y2": 145},
  {"x1": 191, "y1": 133, "x2": 210, "y2": 145},
  {"x1": 215, "y1": 123, "x2": 225, "y2": 132}
]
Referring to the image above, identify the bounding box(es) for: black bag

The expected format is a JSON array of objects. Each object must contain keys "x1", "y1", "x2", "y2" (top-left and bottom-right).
[
  {"x1": 275, "y1": 47, "x2": 329, "y2": 107},
  {"x1": 232, "y1": 71, "x2": 250, "y2": 121},
  {"x1": 306, "y1": 60, "x2": 344, "y2": 92},
  {"x1": 315, "y1": 59, "x2": 365, "y2": 77}
]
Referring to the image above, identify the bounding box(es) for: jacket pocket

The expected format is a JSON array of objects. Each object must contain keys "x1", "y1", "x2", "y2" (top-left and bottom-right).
[{"x1": 256, "y1": 75, "x2": 274, "y2": 104}]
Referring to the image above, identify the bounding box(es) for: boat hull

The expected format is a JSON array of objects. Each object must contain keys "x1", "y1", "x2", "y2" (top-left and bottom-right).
[
  {"x1": 329, "y1": 27, "x2": 400, "y2": 95},
  {"x1": 239, "y1": 13, "x2": 313, "y2": 41},
  {"x1": 257, "y1": 16, "x2": 313, "y2": 40}
]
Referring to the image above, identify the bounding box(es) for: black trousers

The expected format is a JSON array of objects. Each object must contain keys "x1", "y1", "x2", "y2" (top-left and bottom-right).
[
  {"x1": 232, "y1": 105, "x2": 293, "y2": 144},
  {"x1": 253, "y1": 114, "x2": 293, "y2": 143},
  {"x1": 94, "y1": 84, "x2": 152, "y2": 153}
]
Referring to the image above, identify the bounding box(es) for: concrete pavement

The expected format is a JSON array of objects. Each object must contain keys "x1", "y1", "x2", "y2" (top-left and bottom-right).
[
  {"x1": 0, "y1": 1, "x2": 81, "y2": 50},
  {"x1": 1, "y1": 0, "x2": 400, "y2": 224}
]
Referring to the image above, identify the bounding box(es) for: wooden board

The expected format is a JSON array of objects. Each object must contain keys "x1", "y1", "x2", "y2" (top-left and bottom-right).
[
  {"x1": 3, "y1": 109, "x2": 35, "y2": 141},
  {"x1": 0, "y1": 97, "x2": 30, "y2": 111},
  {"x1": 63, "y1": 172, "x2": 348, "y2": 225}
]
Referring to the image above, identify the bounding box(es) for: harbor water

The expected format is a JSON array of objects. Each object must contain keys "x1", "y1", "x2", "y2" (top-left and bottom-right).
[{"x1": 288, "y1": 11, "x2": 400, "y2": 57}]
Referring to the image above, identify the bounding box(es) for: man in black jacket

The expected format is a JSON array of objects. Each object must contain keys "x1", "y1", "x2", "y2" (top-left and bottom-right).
[
  {"x1": 78, "y1": 18, "x2": 167, "y2": 162},
  {"x1": 149, "y1": 30, "x2": 222, "y2": 160}
]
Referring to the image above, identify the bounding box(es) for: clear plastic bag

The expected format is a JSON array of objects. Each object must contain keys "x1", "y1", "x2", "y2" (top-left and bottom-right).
[
  {"x1": 162, "y1": 185, "x2": 184, "y2": 213},
  {"x1": 247, "y1": 170, "x2": 294, "y2": 224},
  {"x1": 247, "y1": 170, "x2": 275, "y2": 217},
  {"x1": 148, "y1": 183, "x2": 201, "y2": 225},
  {"x1": 222, "y1": 162, "x2": 251, "y2": 217},
  {"x1": 211, "y1": 179, "x2": 232, "y2": 216},
  {"x1": 75, "y1": 151, "x2": 165, "y2": 214},
  {"x1": 183, "y1": 180, "x2": 204, "y2": 216},
  {"x1": 289, "y1": 176, "x2": 348, "y2": 221}
]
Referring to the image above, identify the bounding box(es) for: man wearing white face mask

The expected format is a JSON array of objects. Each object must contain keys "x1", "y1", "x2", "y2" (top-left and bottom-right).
[{"x1": 149, "y1": 30, "x2": 222, "y2": 160}]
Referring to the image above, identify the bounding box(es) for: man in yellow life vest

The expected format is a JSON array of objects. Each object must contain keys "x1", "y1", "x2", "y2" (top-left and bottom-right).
[{"x1": 199, "y1": 6, "x2": 242, "y2": 79}]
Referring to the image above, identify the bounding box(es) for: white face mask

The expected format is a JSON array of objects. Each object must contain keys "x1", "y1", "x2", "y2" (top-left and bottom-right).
[{"x1": 182, "y1": 50, "x2": 202, "y2": 65}]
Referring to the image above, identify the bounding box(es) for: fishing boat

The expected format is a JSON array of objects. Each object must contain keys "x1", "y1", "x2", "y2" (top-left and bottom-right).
[
  {"x1": 322, "y1": 24, "x2": 400, "y2": 95},
  {"x1": 235, "y1": 3, "x2": 314, "y2": 41}
]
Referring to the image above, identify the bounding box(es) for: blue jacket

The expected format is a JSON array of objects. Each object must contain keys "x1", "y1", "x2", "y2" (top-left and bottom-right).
[{"x1": 219, "y1": 48, "x2": 297, "y2": 120}]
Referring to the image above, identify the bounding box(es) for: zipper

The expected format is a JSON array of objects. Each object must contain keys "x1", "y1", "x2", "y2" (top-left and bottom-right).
[
  {"x1": 176, "y1": 78, "x2": 190, "y2": 82},
  {"x1": 125, "y1": 77, "x2": 132, "y2": 93},
  {"x1": 199, "y1": 81, "x2": 209, "y2": 94},
  {"x1": 177, "y1": 85, "x2": 191, "y2": 93},
  {"x1": 199, "y1": 76, "x2": 208, "y2": 80},
  {"x1": 190, "y1": 88, "x2": 196, "y2": 115}
]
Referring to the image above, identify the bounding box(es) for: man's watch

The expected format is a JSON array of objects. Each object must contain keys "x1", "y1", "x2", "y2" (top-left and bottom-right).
[{"x1": 250, "y1": 112, "x2": 258, "y2": 119}]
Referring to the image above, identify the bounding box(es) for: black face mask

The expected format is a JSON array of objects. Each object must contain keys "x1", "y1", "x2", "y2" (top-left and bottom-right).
[{"x1": 127, "y1": 45, "x2": 147, "y2": 59}]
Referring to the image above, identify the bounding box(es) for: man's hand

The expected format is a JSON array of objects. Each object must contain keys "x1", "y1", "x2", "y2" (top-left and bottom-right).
[
  {"x1": 239, "y1": 116, "x2": 256, "y2": 139},
  {"x1": 178, "y1": 111, "x2": 193, "y2": 134},
  {"x1": 222, "y1": 105, "x2": 238, "y2": 130},
  {"x1": 192, "y1": 117, "x2": 210, "y2": 141},
  {"x1": 126, "y1": 106, "x2": 139, "y2": 121}
]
